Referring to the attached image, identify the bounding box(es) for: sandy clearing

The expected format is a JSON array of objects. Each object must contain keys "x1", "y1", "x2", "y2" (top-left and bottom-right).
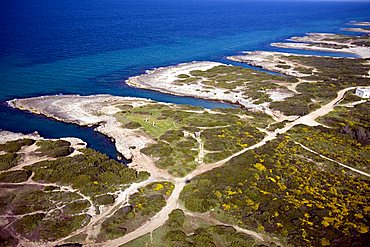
[{"x1": 0, "y1": 130, "x2": 41, "y2": 144}]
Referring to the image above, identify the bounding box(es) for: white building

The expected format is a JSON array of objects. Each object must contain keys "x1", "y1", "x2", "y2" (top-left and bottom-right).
[{"x1": 355, "y1": 88, "x2": 370, "y2": 98}]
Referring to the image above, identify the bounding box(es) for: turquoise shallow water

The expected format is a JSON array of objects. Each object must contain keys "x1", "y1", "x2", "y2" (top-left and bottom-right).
[{"x1": 1, "y1": 0, "x2": 369, "y2": 158}]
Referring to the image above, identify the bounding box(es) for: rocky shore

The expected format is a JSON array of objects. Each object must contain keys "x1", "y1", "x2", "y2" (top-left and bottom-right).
[{"x1": 8, "y1": 95, "x2": 156, "y2": 161}]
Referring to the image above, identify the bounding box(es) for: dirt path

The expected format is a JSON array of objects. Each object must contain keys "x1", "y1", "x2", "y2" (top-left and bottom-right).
[
  {"x1": 188, "y1": 86, "x2": 362, "y2": 179},
  {"x1": 195, "y1": 132, "x2": 205, "y2": 164},
  {"x1": 6, "y1": 86, "x2": 367, "y2": 246},
  {"x1": 102, "y1": 179, "x2": 186, "y2": 247},
  {"x1": 96, "y1": 86, "x2": 363, "y2": 246},
  {"x1": 295, "y1": 142, "x2": 370, "y2": 178},
  {"x1": 52, "y1": 176, "x2": 158, "y2": 246},
  {"x1": 180, "y1": 207, "x2": 264, "y2": 241}
]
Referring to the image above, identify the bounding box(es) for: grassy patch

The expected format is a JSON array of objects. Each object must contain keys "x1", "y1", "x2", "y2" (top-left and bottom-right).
[{"x1": 116, "y1": 103, "x2": 266, "y2": 176}]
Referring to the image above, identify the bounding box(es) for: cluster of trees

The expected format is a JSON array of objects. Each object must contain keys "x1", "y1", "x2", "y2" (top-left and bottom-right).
[
  {"x1": 0, "y1": 138, "x2": 35, "y2": 153},
  {"x1": 0, "y1": 138, "x2": 35, "y2": 171},
  {"x1": 35, "y1": 140, "x2": 73, "y2": 158},
  {"x1": 26, "y1": 148, "x2": 149, "y2": 196}
]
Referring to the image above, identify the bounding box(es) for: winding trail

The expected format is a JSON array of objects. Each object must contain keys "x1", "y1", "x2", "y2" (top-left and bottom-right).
[
  {"x1": 4, "y1": 86, "x2": 368, "y2": 247},
  {"x1": 189, "y1": 86, "x2": 360, "y2": 179},
  {"x1": 94, "y1": 86, "x2": 364, "y2": 247},
  {"x1": 180, "y1": 208, "x2": 280, "y2": 244},
  {"x1": 102, "y1": 179, "x2": 186, "y2": 247},
  {"x1": 295, "y1": 142, "x2": 370, "y2": 178},
  {"x1": 51, "y1": 176, "x2": 158, "y2": 246}
]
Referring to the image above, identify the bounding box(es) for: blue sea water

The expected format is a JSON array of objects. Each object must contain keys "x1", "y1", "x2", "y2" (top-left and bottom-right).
[{"x1": 1, "y1": 0, "x2": 370, "y2": 158}]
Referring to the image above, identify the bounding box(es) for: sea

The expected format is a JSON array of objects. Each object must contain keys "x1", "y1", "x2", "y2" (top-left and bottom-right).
[{"x1": 1, "y1": 0, "x2": 369, "y2": 159}]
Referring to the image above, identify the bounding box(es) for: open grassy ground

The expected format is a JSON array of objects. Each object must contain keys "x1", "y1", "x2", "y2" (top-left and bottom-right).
[{"x1": 115, "y1": 103, "x2": 268, "y2": 177}]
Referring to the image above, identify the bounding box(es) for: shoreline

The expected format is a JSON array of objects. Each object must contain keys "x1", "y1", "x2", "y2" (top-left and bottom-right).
[
  {"x1": 3, "y1": 21, "x2": 370, "y2": 247},
  {"x1": 8, "y1": 95, "x2": 157, "y2": 162},
  {"x1": 342, "y1": 27, "x2": 370, "y2": 34},
  {"x1": 270, "y1": 42, "x2": 361, "y2": 57},
  {"x1": 284, "y1": 32, "x2": 370, "y2": 58},
  {"x1": 227, "y1": 51, "x2": 315, "y2": 77},
  {"x1": 126, "y1": 61, "x2": 287, "y2": 120}
]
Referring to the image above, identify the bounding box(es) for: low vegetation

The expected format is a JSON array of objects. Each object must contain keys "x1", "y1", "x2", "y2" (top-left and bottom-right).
[
  {"x1": 1, "y1": 185, "x2": 90, "y2": 241},
  {"x1": 115, "y1": 103, "x2": 266, "y2": 176},
  {"x1": 289, "y1": 125, "x2": 370, "y2": 173},
  {"x1": 175, "y1": 65, "x2": 297, "y2": 104},
  {"x1": 122, "y1": 209, "x2": 264, "y2": 247},
  {"x1": 0, "y1": 139, "x2": 35, "y2": 153},
  {"x1": 0, "y1": 170, "x2": 32, "y2": 183},
  {"x1": 97, "y1": 181, "x2": 174, "y2": 241},
  {"x1": 181, "y1": 133, "x2": 369, "y2": 246},
  {"x1": 35, "y1": 139, "x2": 74, "y2": 158},
  {"x1": 26, "y1": 148, "x2": 149, "y2": 196},
  {"x1": 0, "y1": 153, "x2": 20, "y2": 171},
  {"x1": 267, "y1": 55, "x2": 370, "y2": 116}
]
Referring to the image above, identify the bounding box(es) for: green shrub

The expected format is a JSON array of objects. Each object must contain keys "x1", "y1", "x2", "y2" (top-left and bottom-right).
[
  {"x1": 14, "y1": 213, "x2": 45, "y2": 235},
  {"x1": 0, "y1": 153, "x2": 19, "y2": 171},
  {"x1": 0, "y1": 229, "x2": 18, "y2": 247},
  {"x1": 36, "y1": 140, "x2": 73, "y2": 158},
  {"x1": 93, "y1": 194, "x2": 116, "y2": 205},
  {"x1": 37, "y1": 214, "x2": 91, "y2": 241},
  {"x1": 0, "y1": 139, "x2": 35, "y2": 153},
  {"x1": 26, "y1": 148, "x2": 149, "y2": 196},
  {"x1": 63, "y1": 200, "x2": 90, "y2": 215},
  {"x1": 0, "y1": 170, "x2": 32, "y2": 183},
  {"x1": 123, "y1": 121, "x2": 141, "y2": 129}
]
